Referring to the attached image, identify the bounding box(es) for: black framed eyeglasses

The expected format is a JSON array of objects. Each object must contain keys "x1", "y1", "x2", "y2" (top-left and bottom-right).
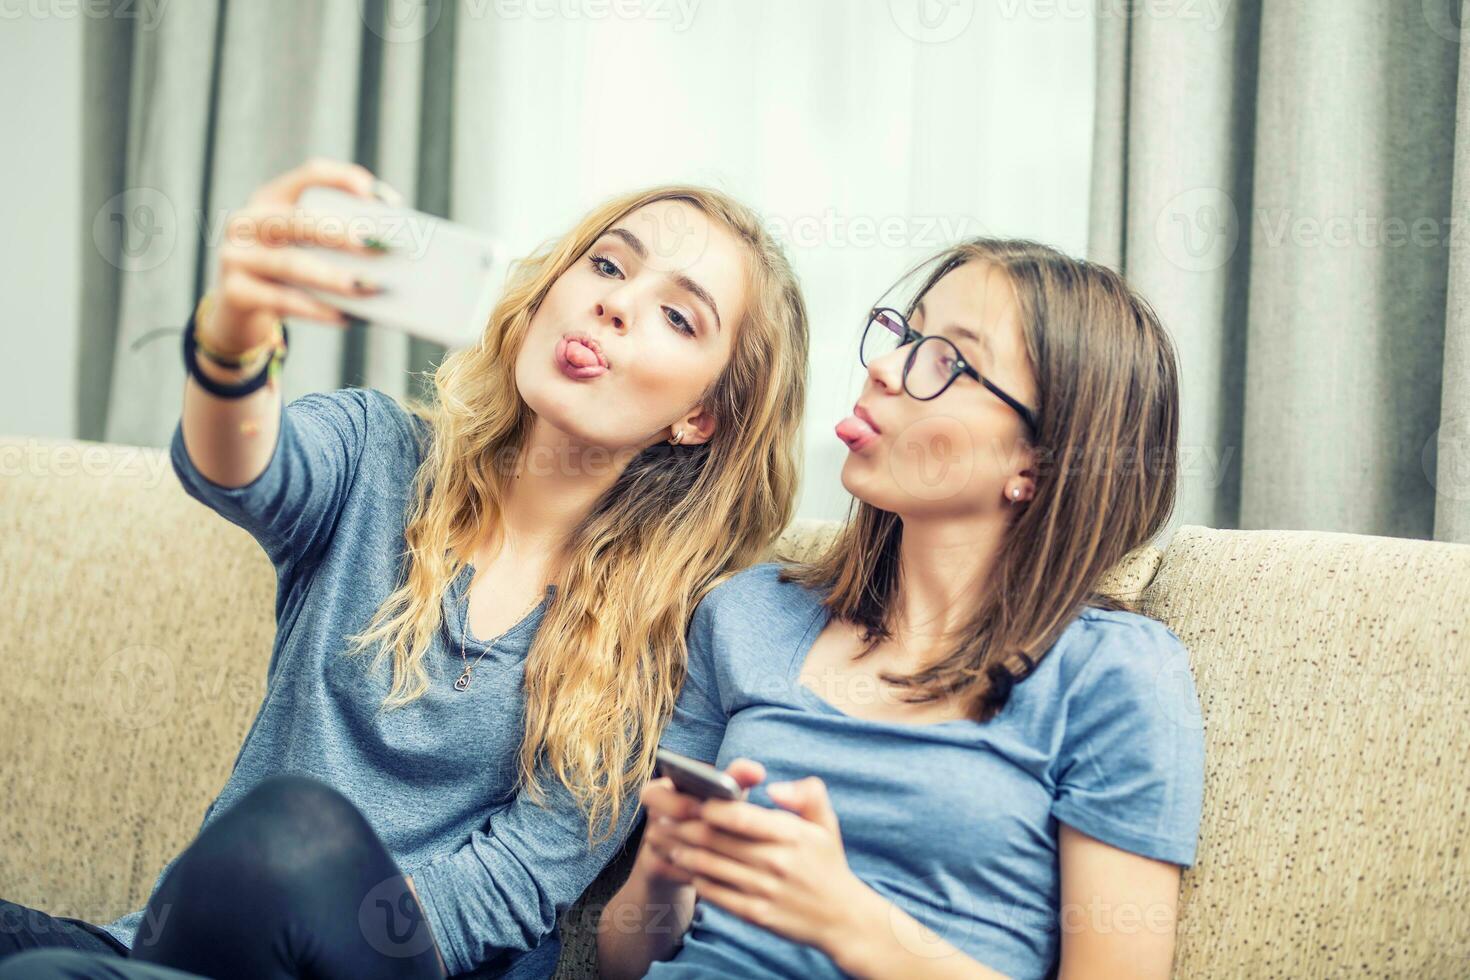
[{"x1": 860, "y1": 307, "x2": 1040, "y2": 435}]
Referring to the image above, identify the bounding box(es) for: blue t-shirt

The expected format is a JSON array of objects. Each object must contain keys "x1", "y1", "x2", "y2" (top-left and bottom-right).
[
  {"x1": 105, "y1": 388, "x2": 643, "y2": 979},
  {"x1": 653, "y1": 563, "x2": 1205, "y2": 980}
]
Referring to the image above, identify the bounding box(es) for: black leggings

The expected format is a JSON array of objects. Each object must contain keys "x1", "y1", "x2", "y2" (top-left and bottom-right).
[{"x1": 0, "y1": 775, "x2": 446, "y2": 980}]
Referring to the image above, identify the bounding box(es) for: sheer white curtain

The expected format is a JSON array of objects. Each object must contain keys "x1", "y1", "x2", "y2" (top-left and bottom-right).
[
  {"x1": 7, "y1": 0, "x2": 1093, "y2": 523},
  {"x1": 449, "y1": 0, "x2": 1096, "y2": 519}
]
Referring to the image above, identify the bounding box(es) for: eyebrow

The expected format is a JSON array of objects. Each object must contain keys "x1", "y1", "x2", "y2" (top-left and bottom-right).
[
  {"x1": 914, "y1": 300, "x2": 992, "y2": 361},
  {"x1": 604, "y1": 227, "x2": 723, "y2": 334},
  {"x1": 607, "y1": 227, "x2": 647, "y2": 259}
]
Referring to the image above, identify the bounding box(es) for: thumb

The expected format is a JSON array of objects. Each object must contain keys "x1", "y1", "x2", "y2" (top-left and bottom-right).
[
  {"x1": 768, "y1": 777, "x2": 840, "y2": 835},
  {"x1": 724, "y1": 757, "x2": 766, "y2": 790}
]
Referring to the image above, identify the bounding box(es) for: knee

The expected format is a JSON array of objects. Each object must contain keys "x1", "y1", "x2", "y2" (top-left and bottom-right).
[
  {"x1": 234, "y1": 774, "x2": 363, "y2": 830},
  {"x1": 182, "y1": 775, "x2": 377, "y2": 891},
  {"x1": 0, "y1": 949, "x2": 103, "y2": 979},
  {"x1": 219, "y1": 774, "x2": 367, "y2": 841},
  {"x1": 238, "y1": 773, "x2": 350, "y2": 811}
]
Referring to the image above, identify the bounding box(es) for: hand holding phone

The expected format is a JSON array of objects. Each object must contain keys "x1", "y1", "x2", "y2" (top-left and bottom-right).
[
  {"x1": 200, "y1": 159, "x2": 393, "y2": 358},
  {"x1": 295, "y1": 186, "x2": 507, "y2": 350},
  {"x1": 655, "y1": 748, "x2": 748, "y2": 802},
  {"x1": 637, "y1": 752, "x2": 765, "y2": 887}
]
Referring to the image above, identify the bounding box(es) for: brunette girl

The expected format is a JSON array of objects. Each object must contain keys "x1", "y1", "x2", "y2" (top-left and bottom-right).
[{"x1": 602, "y1": 238, "x2": 1203, "y2": 980}]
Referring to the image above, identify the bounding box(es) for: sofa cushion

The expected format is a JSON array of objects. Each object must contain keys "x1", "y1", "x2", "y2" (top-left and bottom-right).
[
  {"x1": 1141, "y1": 526, "x2": 1470, "y2": 976},
  {"x1": 0, "y1": 437, "x2": 276, "y2": 926}
]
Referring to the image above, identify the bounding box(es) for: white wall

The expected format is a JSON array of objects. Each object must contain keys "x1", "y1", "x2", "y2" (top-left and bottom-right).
[{"x1": 0, "y1": 11, "x2": 84, "y2": 439}]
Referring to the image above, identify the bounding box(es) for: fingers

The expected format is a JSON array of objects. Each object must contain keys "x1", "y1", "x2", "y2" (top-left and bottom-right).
[
  {"x1": 640, "y1": 820, "x2": 696, "y2": 884},
  {"x1": 202, "y1": 158, "x2": 404, "y2": 348},
  {"x1": 638, "y1": 777, "x2": 704, "y2": 884},
  {"x1": 216, "y1": 269, "x2": 348, "y2": 328},
  {"x1": 225, "y1": 204, "x2": 390, "y2": 255},
  {"x1": 640, "y1": 777, "x2": 703, "y2": 821},
  {"x1": 644, "y1": 854, "x2": 694, "y2": 885},
  {"x1": 766, "y1": 777, "x2": 840, "y2": 833},
  {"x1": 671, "y1": 815, "x2": 785, "y2": 868},
  {"x1": 252, "y1": 156, "x2": 379, "y2": 207},
  {"x1": 220, "y1": 240, "x2": 382, "y2": 300},
  {"x1": 640, "y1": 812, "x2": 698, "y2": 884},
  {"x1": 697, "y1": 798, "x2": 802, "y2": 843},
  {"x1": 724, "y1": 757, "x2": 766, "y2": 789},
  {"x1": 670, "y1": 844, "x2": 772, "y2": 897}
]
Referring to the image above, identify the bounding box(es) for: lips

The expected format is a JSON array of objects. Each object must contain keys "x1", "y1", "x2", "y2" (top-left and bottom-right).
[
  {"x1": 835, "y1": 403, "x2": 881, "y2": 452},
  {"x1": 554, "y1": 334, "x2": 608, "y2": 381}
]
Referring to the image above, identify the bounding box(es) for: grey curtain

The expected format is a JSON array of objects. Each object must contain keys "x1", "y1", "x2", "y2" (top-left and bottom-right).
[
  {"x1": 80, "y1": 0, "x2": 1470, "y2": 542},
  {"x1": 1091, "y1": 0, "x2": 1470, "y2": 544},
  {"x1": 82, "y1": 0, "x2": 455, "y2": 448}
]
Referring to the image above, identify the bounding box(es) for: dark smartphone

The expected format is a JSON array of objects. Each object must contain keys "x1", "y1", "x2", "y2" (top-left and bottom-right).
[{"x1": 655, "y1": 748, "x2": 746, "y2": 802}]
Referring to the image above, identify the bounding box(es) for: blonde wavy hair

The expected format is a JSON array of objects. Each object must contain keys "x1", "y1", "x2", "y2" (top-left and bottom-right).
[{"x1": 344, "y1": 186, "x2": 808, "y2": 842}]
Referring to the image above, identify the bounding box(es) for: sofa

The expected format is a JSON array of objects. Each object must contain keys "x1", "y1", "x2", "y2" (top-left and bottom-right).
[{"x1": 2, "y1": 433, "x2": 1468, "y2": 978}]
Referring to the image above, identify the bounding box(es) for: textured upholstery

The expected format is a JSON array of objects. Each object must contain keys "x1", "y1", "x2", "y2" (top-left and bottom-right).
[
  {"x1": 1136, "y1": 526, "x2": 1470, "y2": 977},
  {"x1": 2, "y1": 435, "x2": 1467, "y2": 976},
  {"x1": 1, "y1": 437, "x2": 278, "y2": 926}
]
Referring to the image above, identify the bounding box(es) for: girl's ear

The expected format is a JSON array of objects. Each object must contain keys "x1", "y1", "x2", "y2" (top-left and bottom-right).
[
  {"x1": 671, "y1": 407, "x2": 718, "y2": 446},
  {"x1": 1006, "y1": 460, "x2": 1038, "y2": 503},
  {"x1": 1004, "y1": 480, "x2": 1035, "y2": 504}
]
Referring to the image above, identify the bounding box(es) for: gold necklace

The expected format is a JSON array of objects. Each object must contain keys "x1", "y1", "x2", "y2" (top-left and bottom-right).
[{"x1": 454, "y1": 581, "x2": 545, "y2": 692}]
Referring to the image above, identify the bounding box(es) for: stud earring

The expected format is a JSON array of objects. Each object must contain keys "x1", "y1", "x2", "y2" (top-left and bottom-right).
[{"x1": 1010, "y1": 486, "x2": 1022, "y2": 500}]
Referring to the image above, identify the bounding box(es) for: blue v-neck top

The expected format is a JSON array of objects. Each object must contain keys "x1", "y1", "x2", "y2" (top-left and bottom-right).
[
  {"x1": 653, "y1": 563, "x2": 1205, "y2": 980},
  {"x1": 105, "y1": 387, "x2": 644, "y2": 978}
]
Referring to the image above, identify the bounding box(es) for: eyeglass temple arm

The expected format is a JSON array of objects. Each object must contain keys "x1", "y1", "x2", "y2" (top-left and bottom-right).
[{"x1": 979, "y1": 375, "x2": 1039, "y2": 434}]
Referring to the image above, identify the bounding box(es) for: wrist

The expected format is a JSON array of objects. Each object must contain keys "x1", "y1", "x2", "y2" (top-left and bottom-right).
[
  {"x1": 823, "y1": 877, "x2": 889, "y2": 979},
  {"x1": 631, "y1": 852, "x2": 693, "y2": 903},
  {"x1": 192, "y1": 345, "x2": 269, "y2": 384},
  {"x1": 182, "y1": 294, "x2": 290, "y2": 399},
  {"x1": 194, "y1": 292, "x2": 280, "y2": 363}
]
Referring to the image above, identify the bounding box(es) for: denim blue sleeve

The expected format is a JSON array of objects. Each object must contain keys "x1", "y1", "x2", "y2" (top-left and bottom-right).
[
  {"x1": 1049, "y1": 617, "x2": 1205, "y2": 867},
  {"x1": 656, "y1": 591, "x2": 729, "y2": 764},
  {"x1": 407, "y1": 767, "x2": 644, "y2": 975},
  {"x1": 169, "y1": 388, "x2": 371, "y2": 573}
]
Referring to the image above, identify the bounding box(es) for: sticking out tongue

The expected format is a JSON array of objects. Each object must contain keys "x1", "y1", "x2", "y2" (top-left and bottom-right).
[
  {"x1": 565, "y1": 341, "x2": 600, "y2": 368},
  {"x1": 556, "y1": 337, "x2": 608, "y2": 380},
  {"x1": 835, "y1": 415, "x2": 877, "y2": 445}
]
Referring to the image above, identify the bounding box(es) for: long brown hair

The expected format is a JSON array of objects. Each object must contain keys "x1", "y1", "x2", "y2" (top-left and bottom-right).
[
  {"x1": 345, "y1": 186, "x2": 809, "y2": 842},
  {"x1": 784, "y1": 238, "x2": 1178, "y2": 722}
]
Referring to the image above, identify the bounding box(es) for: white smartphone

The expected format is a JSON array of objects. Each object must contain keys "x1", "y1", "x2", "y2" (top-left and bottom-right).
[
  {"x1": 655, "y1": 748, "x2": 746, "y2": 802},
  {"x1": 294, "y1": 186, "x2": 507, "y2": 349}
]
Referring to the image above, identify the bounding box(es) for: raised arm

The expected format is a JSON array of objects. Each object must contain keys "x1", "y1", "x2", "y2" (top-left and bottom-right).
[{"x1": 179, "y1": 157, "x2": 390, "y2": 488}]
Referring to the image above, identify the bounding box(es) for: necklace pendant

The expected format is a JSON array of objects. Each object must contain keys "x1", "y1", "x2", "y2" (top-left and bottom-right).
[{"x1": 454, "y1": 668, "x2": 472, "y2": 692}]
